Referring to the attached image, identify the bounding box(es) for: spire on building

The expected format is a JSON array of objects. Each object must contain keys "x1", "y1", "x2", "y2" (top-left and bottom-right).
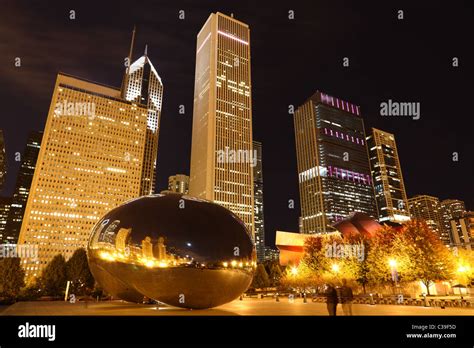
[
  {"x1": 127, "y1": 25, "x2": 136, "y2": 73},
  {"x1": 121, "y1": 26, "x2": 136, "y2": 98},
  {"x1": 119, "y1": 32, "x2": 164, "y2": 197}
]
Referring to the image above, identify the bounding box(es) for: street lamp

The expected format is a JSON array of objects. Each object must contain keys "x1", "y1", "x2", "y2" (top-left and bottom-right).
[
  {"x1": 388, "y1": 258, "x2": 399, "y2": 295},
  {"x1": 457, "y1": 264, "x2": 470, "y2": 299}
]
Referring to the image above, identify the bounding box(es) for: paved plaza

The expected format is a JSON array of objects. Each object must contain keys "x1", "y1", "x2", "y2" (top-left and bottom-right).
[{"x1": 2, "y1": 297, "x2": 473, "y2": 316}]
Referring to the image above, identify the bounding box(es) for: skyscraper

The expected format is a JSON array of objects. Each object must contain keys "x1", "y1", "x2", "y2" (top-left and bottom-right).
[
  {"x1": 408, "y1": 195, "x2": 446, "y2": 243},
  {"x1": 3, "y1": 131, "x2": 42, "y2": 244},
  {"x1": 167, "y1": 174, "x2": 189, "y2": 194},
  {"x1": 189, "y1": 12, "x2": 254, "y2": 235},
  {"x1": 0, "y1": 197, "x2": 11, "y2": 242},
  {"x1": 253, "y1": 141, "x2": 265, "y2": 262},
  {"x1": 367, "y1": 128, "x2": 410, "y2": 223},
  {"x1": 18, "y1": 73, "x2": 150, "y2": 280},
  {"x1": 440, "y1": 199, "x2": 466, "y2": 239},
  {"x1": 264, "y1": 246, "x2": 280, "y2": 262},
  {"x1": 121, "y1": 35, "x2": 164, "y2": 196},
  {"x1": 294, "y1": 91, "x2": 376, "y2": 234},
  {"x1": 0, "y1": 130, "x2": 7, "y2": 193},
  {"x1": 449, "y1": 211, "x2": 473, "y2": 250}
]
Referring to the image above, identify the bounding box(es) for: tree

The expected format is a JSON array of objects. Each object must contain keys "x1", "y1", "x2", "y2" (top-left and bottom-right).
[
  {"x1": 252, "y1": 264, "x2": 270, "y2": 289},
  {"x1": 40, "y1": 254, "x2": 67, "y2": 297},
  {"x1": 280, "y1": 261, "x2": 323, "y2": 294},
  {"x1": 269, "y1": 262, "x2": 283, "y2": 287},
  {"x1": 365, "y1": 225, "x2": 402, "y2": 287},
  {"x1": 339, "y1": 234, "x2": 371, "y2": 293},
  {"x1": 300, "y1": 235, "x2": 334, "y2": 280},
  {"x1": 19, "y1": 283, "x2": 42, "y2": 301},
  {"x1": 0, "y1": 257, "x2": 25, "y2": 300},
  {"x1": 301, "y1": 234, "x2": 359, "y2": 285},
  {"x1": 66, "y1": 248, "x2": 94, "y2": 295},
  {"x1": 396, "y1": 220, "x2": 455, "y2": 295}
]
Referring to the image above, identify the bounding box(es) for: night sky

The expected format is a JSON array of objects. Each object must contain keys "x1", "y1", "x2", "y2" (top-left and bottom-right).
[{"x1": 0, "y1": 0, "x2": 472, "y2": 247}]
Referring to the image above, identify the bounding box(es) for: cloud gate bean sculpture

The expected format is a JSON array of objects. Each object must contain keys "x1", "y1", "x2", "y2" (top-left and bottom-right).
[{"x1": 87, "y1": 193, "x2": 256, "y2": 309}]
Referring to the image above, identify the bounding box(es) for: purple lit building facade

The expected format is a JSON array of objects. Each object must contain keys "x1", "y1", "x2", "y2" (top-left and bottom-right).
[{"x1": 294, "y1": 91, "x2": 377, "y2": 234}]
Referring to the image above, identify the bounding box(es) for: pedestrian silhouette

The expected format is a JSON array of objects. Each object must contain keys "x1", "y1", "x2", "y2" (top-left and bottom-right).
[
  {"x1": 339, "y1": 278, "x2": 353, "y2": 316},
  {"x1": 324, "y1": 282, "x2": 338, "y2": 316}
]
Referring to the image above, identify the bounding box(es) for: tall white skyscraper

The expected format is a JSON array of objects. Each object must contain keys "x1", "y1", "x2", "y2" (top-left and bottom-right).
[{"x1": 189, "y1": 12, "x2": 255, "y2": 235}]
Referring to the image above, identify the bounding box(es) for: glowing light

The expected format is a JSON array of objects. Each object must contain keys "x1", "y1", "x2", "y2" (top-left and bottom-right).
[
  {"x1": 291, "y1": 266, "x2": 298, "y2": 276},
  {"x1": 388, "y1": 259, "x2": 397, "y2": 268},
  {"x1": 319, "y1": 92, "x2": 360, "y2": 116},
  {"x1": 106, "y1": 167, "x2": 127, "y2": 174},
  {"x1": 196, "y1": 32, "x2": 211, "y2": 54},
  {"x1": 99, "y1": 251, "x2": 115, "y2": 262},
  {"x1": 231, "y1": 260, "x2": 237, "y2": 267},
  {"x1": 223, "y1": 262, "x2": 228, "y2": 268},
  {"x1": 145, "y1": 260, "x2": 155, "y2": 268},
  {"x1": 331, "y1": 263, "x2": 340, "y2": 273},
  {"x1": 217, "y1": 30, "x2": 249, "y2": 45}
]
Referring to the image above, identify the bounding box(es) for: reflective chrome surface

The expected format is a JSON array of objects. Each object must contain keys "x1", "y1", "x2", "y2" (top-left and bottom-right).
[{"x1": 87, "y1": 193, "x2": 256, "y2": 309}]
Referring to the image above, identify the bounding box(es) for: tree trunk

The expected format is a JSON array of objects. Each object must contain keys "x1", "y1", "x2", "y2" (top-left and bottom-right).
[{"x1": 423, "y1": 280, "x2": 431, "y2": 295}]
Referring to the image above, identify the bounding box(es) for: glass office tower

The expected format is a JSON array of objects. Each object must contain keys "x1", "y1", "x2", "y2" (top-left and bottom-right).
[
  {"x1": 4, "y1": 131, "x2": 42, "y2": 243},
  {"x1": 253, "y1": 141, "x2": 265, "y2": 262},
  {"x1": 294, "y1": 91, "x2": 377, "y2": 234},
  {"x1": 408, "y1": 195, "x2": 446, "y2": 243},
  {"x1": 367, "y1": 128, "x2": 410, "y2": 223}
]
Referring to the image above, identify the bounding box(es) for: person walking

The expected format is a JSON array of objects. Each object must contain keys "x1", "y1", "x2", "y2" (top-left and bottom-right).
[
  {"x1": 325, "y1": 282, "x2": 338, "y2": 316},
  {"x1": 340, "y1": 278, "x2": 353, "y2": 316}
]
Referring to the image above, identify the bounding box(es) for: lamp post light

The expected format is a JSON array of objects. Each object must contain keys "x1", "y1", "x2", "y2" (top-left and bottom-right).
[
  {"x1": 388, "y1": 259, "x2": 397, "y2": 268},
  {"x1": 289, "y1": 266, "x2": 299, "y2": 303},
  {"x1": 457, "y1": 265, "x2": 469, "y2": 277},
  {"x1": 388, "y1": 258, "x2": 399, "y2": 295},
  {"x1": 456, "y1": 264, "x2": 470, "y2": 300},
  {"x1": 291, "y1": 266, "x2": 298, "y2": 276}
]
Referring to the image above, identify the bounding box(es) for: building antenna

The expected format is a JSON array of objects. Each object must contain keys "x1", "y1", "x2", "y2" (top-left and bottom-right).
[
  {"x1": 121, "y1": 26, "x2": 136, "y2": 98},
  {"x1": 144, "y1": 44, "x2": 148, "y2": 56},
  {"x1": 127, "y1": 25, "x2": 136, "y2": 75}
]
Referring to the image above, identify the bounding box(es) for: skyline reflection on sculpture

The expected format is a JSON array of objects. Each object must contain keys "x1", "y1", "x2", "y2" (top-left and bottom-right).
[{"x1": 90, "y1": 224, "x2": 255, "y2": 270}]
